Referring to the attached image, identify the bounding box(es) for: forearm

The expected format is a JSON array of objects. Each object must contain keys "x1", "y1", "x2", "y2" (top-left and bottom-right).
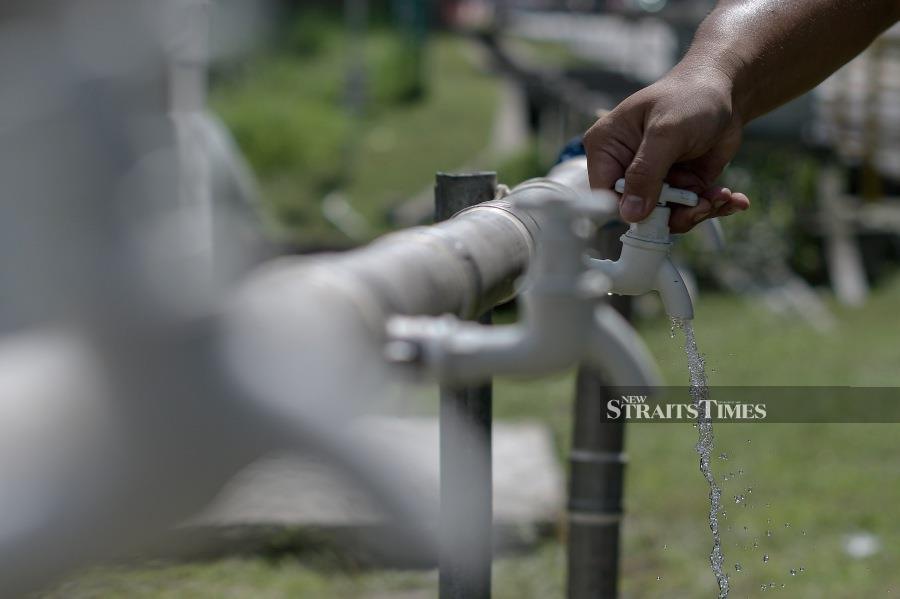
[{"x1": 674, "y1": 0, "x2": 900, "y2": 123}]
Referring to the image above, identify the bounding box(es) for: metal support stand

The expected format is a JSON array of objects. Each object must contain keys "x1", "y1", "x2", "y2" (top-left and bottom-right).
[
  {"x1": 567, "y1": 368, "x2": 627, "y2": 599},
  {"x1": 436, "y1": 172, "x2": 497, "y2": 599},
  {"x1": 567, "y1": 225, "x2": 631, "y2": 599}
]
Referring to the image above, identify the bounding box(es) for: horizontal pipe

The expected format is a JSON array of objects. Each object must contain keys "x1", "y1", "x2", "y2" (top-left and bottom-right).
[
  {"x1": 313, "y1": 196, "x2": 538, "y2": 322},
  {"x1": 236, "y1": 158, "x2": 610, "y2": 331}
]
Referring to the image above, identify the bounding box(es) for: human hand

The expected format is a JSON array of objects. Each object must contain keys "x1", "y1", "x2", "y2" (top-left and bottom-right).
[{"x1": 583, "y1": 70, "x2": 750, "y2": 233}]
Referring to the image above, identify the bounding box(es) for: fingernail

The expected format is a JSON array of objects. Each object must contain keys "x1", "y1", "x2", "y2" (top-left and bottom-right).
[{"x1": 620, "y1": 194, "x2": 646, "y2": 221}]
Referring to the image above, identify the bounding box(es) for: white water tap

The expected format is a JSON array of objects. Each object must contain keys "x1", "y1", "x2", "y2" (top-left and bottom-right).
[{"x1": 587, "y1": 178, "x2": 699, "y2": 320}]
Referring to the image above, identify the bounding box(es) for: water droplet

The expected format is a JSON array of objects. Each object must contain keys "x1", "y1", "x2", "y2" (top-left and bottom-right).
[
  {"x1": 763, "y1": 554, "x2": 769, "y2": 564},
  {"x1": 656, "y1": 576, "x2": 662, "y2": 581},
  {"x1": 784, "y1": 522, "x2": 791, "y2": 529},
  {"x1": 734, "y1": 562, "x2": 743, "y2": 572},
  {"x1": 746, "y1": 439, "x2": 751, "y2": 444},
  {"x1": 663, "y1": 544, "x2": 668, "y2": 550},
  {"x1": 801, "y1": 530, "x2": 807, "y2": 536},
  {"x1": 799, "y1": 567, "x2": 805, "y2": 573},
  {"x1": 790, "y1": 568, "x2": 797, "y2": 576}
]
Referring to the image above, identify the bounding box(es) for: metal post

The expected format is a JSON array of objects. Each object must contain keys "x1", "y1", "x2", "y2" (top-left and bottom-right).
[
  {"x1": 567, "y1": 369, "x2": 627, "y2": 599},
  {"x1": 436, "y1": 172, "x2": 496, "y2": 599},
  {"x1": 567, "y1": 225, "x2": 631, "y2": 599}
]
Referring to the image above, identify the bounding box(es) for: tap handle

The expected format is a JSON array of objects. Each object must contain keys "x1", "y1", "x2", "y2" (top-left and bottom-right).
[{"x1": 614, "y1": 179, "x2": 699, "y2": 207}]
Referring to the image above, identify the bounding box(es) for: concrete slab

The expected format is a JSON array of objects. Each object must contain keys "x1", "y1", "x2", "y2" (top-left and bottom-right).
[
  {"x1": 197, "y1": 418, "x2": 563, "y2": 526},
  {"x1": 180, "y1": 418, "x2": 564, "y2": 562}
]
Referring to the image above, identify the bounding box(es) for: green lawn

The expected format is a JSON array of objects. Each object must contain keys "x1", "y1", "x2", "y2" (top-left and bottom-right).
[
  {"x1": 340, "y1": 36, "x2": 499, "y2": 227},
  {"x1": 212, "y1": 32, "x2": 500, "y2": 246},
  {"x1": 50, "y1": 276, "x2": 900, "y2": 598}
]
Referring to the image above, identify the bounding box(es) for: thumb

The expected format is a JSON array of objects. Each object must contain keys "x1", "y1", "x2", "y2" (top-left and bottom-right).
[{"x1": 620, "y1": 134, "x2": 682, "y2": 222}]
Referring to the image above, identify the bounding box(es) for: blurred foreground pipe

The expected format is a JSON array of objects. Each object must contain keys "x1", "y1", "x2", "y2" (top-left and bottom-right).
[{"x1": 435, "y1": 173, "x2": 496, "y2": 599}]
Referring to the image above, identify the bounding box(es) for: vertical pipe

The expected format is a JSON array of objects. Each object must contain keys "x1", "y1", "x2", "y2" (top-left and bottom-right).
[
  {"x1": 567, "y1": 224, "x2": 631, "y2": 599},
  {"x1": 436, "y1": 172, "x2": 496, "y2": 599},
  {"x1": 567, "y1": 370, "x2": 627, "y2": 599}
]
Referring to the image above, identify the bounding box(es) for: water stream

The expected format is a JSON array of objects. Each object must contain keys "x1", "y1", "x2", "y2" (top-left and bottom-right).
[{"x1": 674, "y1": 317, "x2": 730, "y2": 598}]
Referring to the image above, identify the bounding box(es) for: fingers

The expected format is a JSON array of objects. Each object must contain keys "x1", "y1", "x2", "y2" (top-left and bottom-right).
[
  {"x1": 620, "y1": 132, "x2": 683, "y2": 222},
  {"x1": 585, "y1": 104, "x2": 685, "y2": 222},
  {"x1": 585, "y1": 145, "x2": 627, "y2": 193},
  {"x1": 584, "y1": 119, "x2": 630, "y2": 193},
  {"x1": 669, "y1": 187, "x2": 750, "y2": 233},
  {"x1": 585, "y1": 105, "x2": 744, "y2": 227}
]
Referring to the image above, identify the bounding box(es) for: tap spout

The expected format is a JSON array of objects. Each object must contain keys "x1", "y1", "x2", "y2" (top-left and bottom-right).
[
  {"x1": 654, "y1": 255, "x2": 693, "y2": 320},
  {"x1": 587, "y1": 207, "x2": 694, "y2": 320}
]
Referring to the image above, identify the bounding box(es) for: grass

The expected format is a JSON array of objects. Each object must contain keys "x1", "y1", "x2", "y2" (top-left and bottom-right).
[
  {"x1": 341, "y1": 36, "x2": 498, "y2": 227},
  {"x1": 50, "y1": 275, "x2": 900, "y2": 598},
  {"x1": 212, "y1": 31, "x2": 499, "y2": 246}
]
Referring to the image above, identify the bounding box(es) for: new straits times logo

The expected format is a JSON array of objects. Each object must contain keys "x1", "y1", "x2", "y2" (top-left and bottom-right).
[{"x1": 607, "y1": 394, "x2": 768, "y2": 421}]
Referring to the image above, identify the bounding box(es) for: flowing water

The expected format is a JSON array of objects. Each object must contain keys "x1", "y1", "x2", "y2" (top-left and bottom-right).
[{"x1": 674, "y1": 317, "x2": 730, "y2": 598}]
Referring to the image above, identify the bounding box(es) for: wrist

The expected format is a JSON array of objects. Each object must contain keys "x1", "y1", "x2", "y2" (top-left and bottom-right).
[{"x1": 664, "y1": 58, "x2": 745, "y2": 128}]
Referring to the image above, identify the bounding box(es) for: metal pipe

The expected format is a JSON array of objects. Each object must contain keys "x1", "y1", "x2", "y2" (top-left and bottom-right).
[
  {"x1": 567, "y1": 368, "x2": 626, "y2": 599},
  {"x1": 435, "y1": 172, "x2": 496, "y2": 599},
  {"x1": 569, "y1": 223, "x2": 632, "y2": 599}
]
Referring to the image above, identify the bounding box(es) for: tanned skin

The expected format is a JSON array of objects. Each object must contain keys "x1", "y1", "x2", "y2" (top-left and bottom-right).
[{"x1": 584, "y1": 0, "x2": 900, "y2": 232}]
